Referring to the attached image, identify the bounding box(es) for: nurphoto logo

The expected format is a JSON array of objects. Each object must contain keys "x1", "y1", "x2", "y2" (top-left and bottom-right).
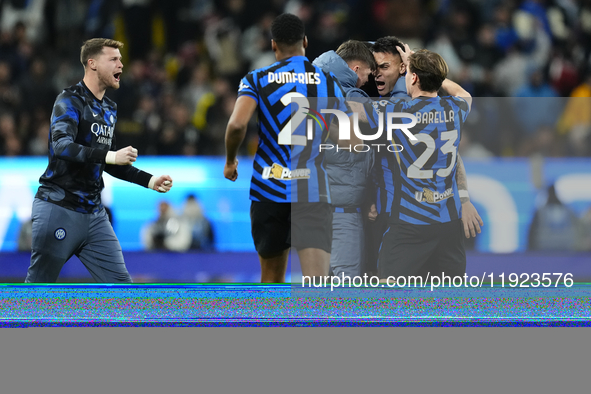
[{"x1": 284, "y1": 97, "x2": 418, "y2": 153}]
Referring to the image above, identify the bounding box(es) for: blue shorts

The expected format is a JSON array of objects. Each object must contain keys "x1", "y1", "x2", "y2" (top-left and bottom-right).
[{"x1": 25, "y1": 198, "x2": 132, "y2": 283}]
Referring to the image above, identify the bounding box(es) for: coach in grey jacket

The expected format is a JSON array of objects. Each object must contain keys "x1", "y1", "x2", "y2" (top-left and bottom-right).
[{"x1": 313, "y1": 41, "x2": 378, "y2": 277}]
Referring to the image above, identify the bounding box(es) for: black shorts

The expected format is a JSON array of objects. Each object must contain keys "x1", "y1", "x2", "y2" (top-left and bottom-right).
[
  {"x1": 291, "y1": 202, "x2": 332, "y2": 253},
  {"x1": 250, "y1": 201, "x2": 332, "y2": 258},
  {"x1": 377, "y1": 219, "x2": 465, "y2": 279}
]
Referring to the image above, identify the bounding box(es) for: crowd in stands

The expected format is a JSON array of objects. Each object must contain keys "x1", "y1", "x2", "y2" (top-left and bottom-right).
[
  {"x1": 1, "y1": 0, "x2": 590, "y2": 158},
  {"x1": 141, "y1": 195, "x2": 214, "y2": 252}
]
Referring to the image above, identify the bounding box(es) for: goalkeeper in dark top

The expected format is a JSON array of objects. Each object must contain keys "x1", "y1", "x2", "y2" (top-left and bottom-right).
[{"x1": 25, "y1": 38, "x2": 173, "y2": 283}]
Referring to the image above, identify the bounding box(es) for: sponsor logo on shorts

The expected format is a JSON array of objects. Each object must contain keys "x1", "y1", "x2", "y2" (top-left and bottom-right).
[
  {"x1": 54, "y1": 228, "x2": 66, "y2": 240},
  {"x1": 415, "y1": 187, "x2": 454, "y2": 204},
  {"x1": 261, "y1": 163, "x2": 310, "y2": 180}
]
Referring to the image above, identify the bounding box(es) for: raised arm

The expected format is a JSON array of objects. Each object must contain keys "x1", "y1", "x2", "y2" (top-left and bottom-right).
[
  {"x1": 105, "y1": 133, "x2": 173, "y2": 193},
  {"x1": 441, "y1": 78, "x2": 472, "y2": 111},
  {"x1": 50, "y1": 97, "x2": 109, "y2": 163},
  {"x1": 51, "y1": 96, "x2": 140, "y2": 166}
]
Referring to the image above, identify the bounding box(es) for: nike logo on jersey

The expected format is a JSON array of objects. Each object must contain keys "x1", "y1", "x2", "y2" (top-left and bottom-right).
[{"x1": 92, "y1": 112, "x2": 99, "y2": 117}]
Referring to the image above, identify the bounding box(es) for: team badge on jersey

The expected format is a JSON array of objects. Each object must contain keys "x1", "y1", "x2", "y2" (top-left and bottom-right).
[
  {"x1": 415, "y1": 187, "x2": 454, "y2": 204},
  {"x1": 54, "y1": 228, "x2": 67, "y2": 240},
  {"x1": 262, "y1": 163, "x2": 310, "y2": 180},
  {"x1": 238, "y1": 81, "x2": 250, "y2": 91}
]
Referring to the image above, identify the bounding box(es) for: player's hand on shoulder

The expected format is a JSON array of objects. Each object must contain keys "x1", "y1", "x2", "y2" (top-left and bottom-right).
[
  {"x1": 106, "y1": 145, "x2": 138, "y2": 165},
  {"x1": 224, "y1": 159, "x2": 239, "y2": 181},
  {"x1": 150, "y1": 175, "x2": 173, "y2": 193}
]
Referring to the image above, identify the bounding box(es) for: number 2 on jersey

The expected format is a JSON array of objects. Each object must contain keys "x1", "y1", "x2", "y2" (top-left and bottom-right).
[
  {"x1": 278, "y1": 92, "x2": 308, "y2": 146},
  {"x1": 407, "y1": 129, "x2": 458, "y2": 179}
]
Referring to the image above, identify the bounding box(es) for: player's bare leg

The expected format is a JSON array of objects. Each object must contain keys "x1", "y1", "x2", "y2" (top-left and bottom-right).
[
  {"x1": 259, "y1": 248, "x2": 289, "y2": 283},
  {"x1": 298, "y1": 248, "x2": 330, "y2": 277}
]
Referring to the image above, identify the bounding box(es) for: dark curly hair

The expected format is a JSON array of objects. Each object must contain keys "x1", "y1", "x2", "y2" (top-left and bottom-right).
[{"x1": 271, "y1": 13, "x2": 305, "y2": 45}]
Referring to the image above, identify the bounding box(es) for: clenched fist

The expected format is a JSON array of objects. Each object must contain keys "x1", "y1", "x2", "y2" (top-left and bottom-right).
[
  {"x1": 149, "y1": 175, "x2": 174, "y2": 193},
  {"x1": 224, "y1": 159, "x2": 239, "y2": 181},
  {"x1": 106, "y1": 146, "x2": 138, "y2": 165}
]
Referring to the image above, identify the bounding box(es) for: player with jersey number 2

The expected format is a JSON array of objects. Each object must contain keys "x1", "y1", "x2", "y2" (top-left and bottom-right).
[
  {"x1": 378, "y1": 44, "x2": 472, "y2": 280},
  {"x1": 224, "y1": 13, "x2": 349, "y2": 283},
  {"x1": 25, "y1": 38, "x2": 173, "y2": 283}
]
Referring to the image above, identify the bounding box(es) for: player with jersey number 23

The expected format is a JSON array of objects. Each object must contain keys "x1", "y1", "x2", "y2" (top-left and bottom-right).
[{"x1": 378, "y1": 43, "x2": 473, "y2": 281}]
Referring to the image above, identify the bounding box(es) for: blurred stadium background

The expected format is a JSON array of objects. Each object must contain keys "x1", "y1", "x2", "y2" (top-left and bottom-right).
[{"x1": 0, "y1": 0, "x2": 590, "y2": 283}]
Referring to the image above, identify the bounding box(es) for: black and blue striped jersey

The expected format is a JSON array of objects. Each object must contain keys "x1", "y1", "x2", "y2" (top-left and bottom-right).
[
  {"x1": 237, "y1": 56, "x2": 347, "y2": 203},
  {"x1": 371, "y1": 78, "x2": 410, "y2": 214},
  {"x1": 372, "y1": 97, "x2": 404, "y2": 215},
  {"x1": 382, "y1": 96, "x2": 470, "y2": 224},
  {"x1": 36, "y1": 81, "x2": 152, "y2": 213},
  {"x1": 373, "y1": 148, "x2": 396, "y2": 215}
]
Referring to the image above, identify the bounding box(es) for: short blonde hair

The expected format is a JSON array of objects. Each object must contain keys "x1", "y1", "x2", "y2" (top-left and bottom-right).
[
  {"x1": 407, "y1": 49, "x2": 448, "y2": 92},
  {"x1": 80, "y1": 38, "x2": 124, "y2": 67}
]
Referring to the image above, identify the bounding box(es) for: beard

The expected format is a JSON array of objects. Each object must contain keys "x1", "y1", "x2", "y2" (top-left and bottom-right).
[{"x1": 98, "y1": 70, "x2": 120, "y2": 90}]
